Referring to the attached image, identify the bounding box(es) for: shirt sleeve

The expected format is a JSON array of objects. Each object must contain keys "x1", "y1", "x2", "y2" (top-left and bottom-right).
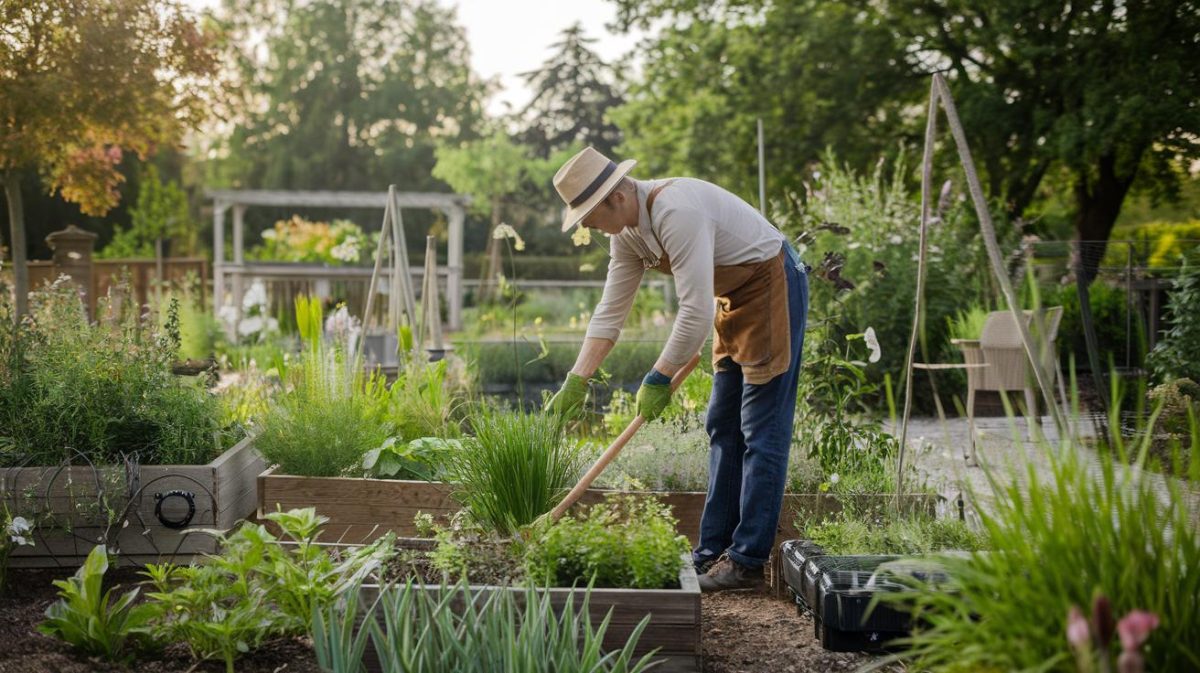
[
  {"x1": 656, "y1": 205, "x2": 716, "y2": 366},
  {"x1": 584, "y1": 234, "x2": 645, "y2": 342}
]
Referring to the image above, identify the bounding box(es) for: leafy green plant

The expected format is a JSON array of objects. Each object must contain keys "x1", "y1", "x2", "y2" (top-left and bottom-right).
[
  {"x1": 1147, "y1": 258, "x2": 1200, "y2": 382},
  {"x1": 387, "y1": 359, "x2": 469, "y2": 441},
  {"x1": 946, "y1": 304, "x2": 989, "y2": 341},
  {"x1": 525, "y1": 496, "x2": 690, "y2": 589},
  {"x1": 143, "y1": 508, "x2": 394, "y2": 673},
  {"x1": 449, "y1": 410, "x2": 585, "y2": 535},
  {"x1": 312, "y1": 579, "x2": 659, "y2": 673},
  {"x1": 0, "y1": 280, "x2": 229, "y2": 466},
  {"x1": 38, "y1": 545, "x2": 154, "y2": 661},
  {"x1": 890, "y1": 417, "x2": 1200, "y2": 671},
  {"x1": 362, "y1": 437, "x2": 458, "y2": 481}
]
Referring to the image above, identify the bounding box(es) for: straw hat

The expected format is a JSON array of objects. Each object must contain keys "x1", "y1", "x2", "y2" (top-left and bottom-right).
[{"x1": 552, "y1": 147, "x2": 637, "y2": 232}]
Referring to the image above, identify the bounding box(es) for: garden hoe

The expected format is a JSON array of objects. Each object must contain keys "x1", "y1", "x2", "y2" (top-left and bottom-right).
[{"x1": 537, "y1": 352, "x2": 703, "y2": 528}]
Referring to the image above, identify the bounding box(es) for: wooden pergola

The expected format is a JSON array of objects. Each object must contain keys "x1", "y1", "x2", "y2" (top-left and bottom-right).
[{"x1": 207, "y1": 189, "x2": 470, "y2": 331}]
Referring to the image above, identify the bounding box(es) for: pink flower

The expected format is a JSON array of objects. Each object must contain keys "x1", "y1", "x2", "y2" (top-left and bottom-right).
[
  {"x1": 1067, "y1": 605, "x2": 1092, "y2": 651},
  {"x1": 1116, "y1": 610, "x2": 1159, "y2": 652}
]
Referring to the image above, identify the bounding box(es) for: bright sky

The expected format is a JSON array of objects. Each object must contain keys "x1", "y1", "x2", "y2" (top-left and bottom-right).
[{"x1": 184, "y1": 0, "x2": 645, "y2": 116}]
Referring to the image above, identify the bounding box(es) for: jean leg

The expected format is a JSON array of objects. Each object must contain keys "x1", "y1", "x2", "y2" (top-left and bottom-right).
[
  {"x1": 726, "y1": 259, "x2": 808, "y2": 568},
  {"x1": 693, "y1": 357, "x2": 746, "y2": 567}
]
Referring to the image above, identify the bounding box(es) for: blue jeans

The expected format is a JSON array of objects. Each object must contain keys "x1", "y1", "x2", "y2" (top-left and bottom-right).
[{"x1": 694, "y1": 243, "x2": 807, "y2": 569}]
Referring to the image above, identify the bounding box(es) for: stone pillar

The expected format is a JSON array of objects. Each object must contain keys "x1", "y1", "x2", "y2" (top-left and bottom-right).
[{"x1": 45, "y1": 224, "x2": 98, "y2": 317}]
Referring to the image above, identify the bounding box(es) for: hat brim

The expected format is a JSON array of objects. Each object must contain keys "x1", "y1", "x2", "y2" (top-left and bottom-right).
[{"x1": 560, "y1": 159, "x2": 638, "y2": 232}]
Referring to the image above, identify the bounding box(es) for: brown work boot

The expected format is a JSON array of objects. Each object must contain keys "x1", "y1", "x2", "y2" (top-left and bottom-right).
[{"x1": 697, "y1": 554, "x2": 765, "y2": 593}]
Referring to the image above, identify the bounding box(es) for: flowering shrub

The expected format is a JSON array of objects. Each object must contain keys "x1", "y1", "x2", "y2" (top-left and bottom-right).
[
  {"x1": 249, "y1": 215, "x2": 369, "y2": 265},
  {"x1": 217, "y1": 280, "x2": 279, "y2": 344}
]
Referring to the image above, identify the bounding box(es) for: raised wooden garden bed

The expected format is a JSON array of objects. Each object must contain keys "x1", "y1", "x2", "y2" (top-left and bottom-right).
[
  {"x1": 356, "y1": 542, "x2": 702, "y2": 673},
  {"x1": 257, "y1": 468, "x2": 937, "y2": 595},
  {"x1": 3, "y1": 435, "x2": 264, "y2": 568},
  {"x1": 257, "y1": 467, "x2": 459, "y2": 542}
]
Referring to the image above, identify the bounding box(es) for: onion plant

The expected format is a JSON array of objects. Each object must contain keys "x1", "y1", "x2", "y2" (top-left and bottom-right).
[
  {"x1": 312, "y1": 579, "x2": 658, "y2": 673},
  {"x1": 450, "y1": 409, "x2": 585, "y2": 535}
]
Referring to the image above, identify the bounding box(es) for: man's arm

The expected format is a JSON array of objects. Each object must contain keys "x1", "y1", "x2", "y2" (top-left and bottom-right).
[{"x1": 569, "y1": 336, "x2": 617, "y2": 377}]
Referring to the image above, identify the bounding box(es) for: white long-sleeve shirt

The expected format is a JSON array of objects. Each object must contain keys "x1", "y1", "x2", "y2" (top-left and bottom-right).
[{"x1": 584, "y1": 177, "x2": 786, "y2": 366}]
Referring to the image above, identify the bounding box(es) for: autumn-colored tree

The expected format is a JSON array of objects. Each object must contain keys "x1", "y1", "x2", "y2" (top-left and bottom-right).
[{"x1": 0, "y1": 0, "x2": 215, "y2": 317}]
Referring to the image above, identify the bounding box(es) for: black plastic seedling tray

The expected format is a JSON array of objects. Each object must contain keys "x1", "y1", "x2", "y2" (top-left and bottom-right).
[
  {"x1": 780, "y1": 539, "x2": 825, "y2": 615},
  {"x1": 779, "y1": 541, "x2": 960, "y2": 653}
]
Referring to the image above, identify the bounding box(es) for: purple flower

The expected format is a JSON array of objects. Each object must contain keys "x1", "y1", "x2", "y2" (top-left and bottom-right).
[
  {"x1": 1067, "y1": 605, "x2": 1092, "y2": 652},
  {"x1": 1116, "y1": 611, "x2": 1159, "y2": 652}
]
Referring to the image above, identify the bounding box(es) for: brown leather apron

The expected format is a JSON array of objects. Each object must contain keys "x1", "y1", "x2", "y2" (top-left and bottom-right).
[{"x1": 644, "y1": 182, "x2": 791, "y2": 385}]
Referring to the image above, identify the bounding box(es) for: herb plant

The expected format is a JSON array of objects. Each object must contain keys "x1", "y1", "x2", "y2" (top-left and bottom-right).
[
  {"x1": 525, "y1": 496, "x2": 690, "y2": 589},
  {"x1": 1148, "y1": 257, "x2": 1200, "y2": 382},
  {"x1": 38, "y1": 545, "x2": 153, "y2": 662},
  {"x1": 0, "y1": 281, "x2": 229, "y2": 466},
  {"x1": 802, "y1": 511, "x2": 986, "y2": 555},
  {"x1": 449, "y1": 409, "x2": 585, "y2": 535},
  {"x1": 362, "y1": 437, "x2": 458, "y2": 481}
]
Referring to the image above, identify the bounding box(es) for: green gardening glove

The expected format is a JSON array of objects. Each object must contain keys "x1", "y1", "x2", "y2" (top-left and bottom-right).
[
  {"x1": 546, "y1": 372, "x2": 589, "y2": 419},
  {"x1": 635, "y1": 369, "x2": 673, "y2": 421}
]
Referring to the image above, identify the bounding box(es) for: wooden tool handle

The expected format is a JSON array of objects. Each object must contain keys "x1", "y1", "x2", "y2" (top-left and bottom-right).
[{"x1": 547, "y1": 353, "x2": 703, "y2": 523}]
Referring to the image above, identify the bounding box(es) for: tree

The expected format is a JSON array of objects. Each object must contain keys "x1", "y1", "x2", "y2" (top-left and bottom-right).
[
  {"x1": 612, "y1": 0, "x2": 1200, "y2": 282},
  {"x1": 887, "y1": 0, "x2": 1200, "y2": 282},
  {"x1": 609, "y1": 1, "x2": 921, "y2": 209},
  {"x1": 0, "y1": 0, "x2": 215, "y2": 317},
  {"x1": 208, "y1": 0, "x2": 488, "y2": 192},
  {"x1": 100, "y1": 165, "x2": 194, "y2": 259},
  {"x1": 432, "y1": 133, "x2": 573, "y2": 301},
  {"x1": 517, "y1": 23, "x2": 625, "y2": 158}
]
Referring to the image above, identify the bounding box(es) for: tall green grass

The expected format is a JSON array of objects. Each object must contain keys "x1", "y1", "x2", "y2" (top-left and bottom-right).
[
  {"x1": 890, "y1": 411, "x2": 1200, "y2": 671},
  {"x1": 449, "y1": 410, "x2": 585, "y2": 535}
]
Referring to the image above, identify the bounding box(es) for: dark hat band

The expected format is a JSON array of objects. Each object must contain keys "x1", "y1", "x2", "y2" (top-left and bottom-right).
[{"x1": 569, "y1": 161, "x2": 617, "y2": 208}]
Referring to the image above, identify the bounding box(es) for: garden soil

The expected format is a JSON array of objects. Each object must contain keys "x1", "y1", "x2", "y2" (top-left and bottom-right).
[
  {"x1": 2, "y1": 568, "x2": 887, "y2": 672},
  {"x1": 702, "y1": 589, "x2": 890, "y2": 673}
]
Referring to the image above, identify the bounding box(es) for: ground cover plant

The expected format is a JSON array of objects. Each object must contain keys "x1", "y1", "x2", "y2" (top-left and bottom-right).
[
  {"x1": 37, "y1": 508, "x2": 394, "y2": 672},
  {"x1": 889, "y1": 419, "x2": 1200, "y2": 672},
  {"x1": 0, "y1": 281, "x2": 233, "y2": 467},
  {"x1": 525, "y1": 496, "x2": 690, "y2": 589},
  {"x1": 801, "y1": 510, "x2": 986, "y2": 556}
]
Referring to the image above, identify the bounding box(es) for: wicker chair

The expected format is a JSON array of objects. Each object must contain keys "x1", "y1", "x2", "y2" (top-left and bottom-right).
[{"x1": 916, "y1": 306, "x2": 1064, "y2": 465}]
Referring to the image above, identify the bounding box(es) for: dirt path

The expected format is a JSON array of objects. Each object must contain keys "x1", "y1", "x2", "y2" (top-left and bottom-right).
[{"x1": 702, "y1": 589, "x2": 888, "y2": 673}]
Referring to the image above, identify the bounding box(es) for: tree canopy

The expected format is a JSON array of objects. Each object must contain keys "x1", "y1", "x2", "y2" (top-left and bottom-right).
[
  {"x1": 610, "y1": 0, "x2": 1200, "y2": 279},
  {"x1": 1, "y1": 0, "x2": 216, "y2": 315},
  {"x1": 208, "y1": 0, "x2": 489, "y2": 192}
]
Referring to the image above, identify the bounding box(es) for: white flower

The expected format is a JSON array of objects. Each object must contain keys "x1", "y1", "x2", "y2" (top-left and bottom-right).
[
  {"x1": 864, "y1": 326, "x2": 881, "y2": 363},
  {"x1": 9, "y1": 516, "x2": 31, "y2": 535},
  {"x1": 829, "y1": 473, "x2": 840, "y2": 485},
  {"x1": 242, "y1": 281, "x2": 269, "y2": 312},
  {"x1": 237, "y1": 316, "x2": 264, "y2": 337},
  {"x1": 579, "y1": 262, "x2": 596, "y2": 273},
  {"x1": 492, "y1": 223, "x2": 526, "y2": 251},
  {"x1": 889, "y1": 234, "x2": 903, "y2": 245},
  {"x1": 324, "y1": 306, "x2": 362, "y2": 346},
  {"x1": 217, "y1": 304, "x2": 238, "y2": 326},
  {"x1": 571, "y1": 226, "x2": 592, "y2": 247},
  {"x1": 847, "y1": 241, "x2": 862, "y2": 250},
  {"x1": 261, "y1": 229, "x2": 278, "y2": 241},
  {"x1": 330, "y1": 240, "x2": 360, "y2": 262}
]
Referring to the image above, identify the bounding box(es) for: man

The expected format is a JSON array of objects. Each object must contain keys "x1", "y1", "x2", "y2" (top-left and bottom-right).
[{"x1": 546, "y1": 147, "x2": 808, "y2": 592}]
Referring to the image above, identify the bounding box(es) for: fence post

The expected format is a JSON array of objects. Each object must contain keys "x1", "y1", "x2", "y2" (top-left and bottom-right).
[{"x1": 45, "y1": 224, "x2": 98, "y2": 318}]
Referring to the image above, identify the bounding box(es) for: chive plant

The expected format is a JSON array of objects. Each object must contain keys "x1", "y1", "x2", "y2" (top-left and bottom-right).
[{"x1": 450, "y1": 409, "x2": 585, "y2": 536}]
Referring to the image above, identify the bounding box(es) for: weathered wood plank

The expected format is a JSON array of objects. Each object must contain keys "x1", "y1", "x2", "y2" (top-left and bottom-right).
[{"x1": 2, "y1": 438, "x2": 261, "y2": 567}]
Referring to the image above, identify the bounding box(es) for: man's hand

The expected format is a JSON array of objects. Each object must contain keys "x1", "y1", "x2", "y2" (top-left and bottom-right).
[
  {"x1": 546, "y1": 372, "x2": 589, "y2": 419},
  {"x1": 635, "y1": 369, "x2": 673, "y2": 421}
]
